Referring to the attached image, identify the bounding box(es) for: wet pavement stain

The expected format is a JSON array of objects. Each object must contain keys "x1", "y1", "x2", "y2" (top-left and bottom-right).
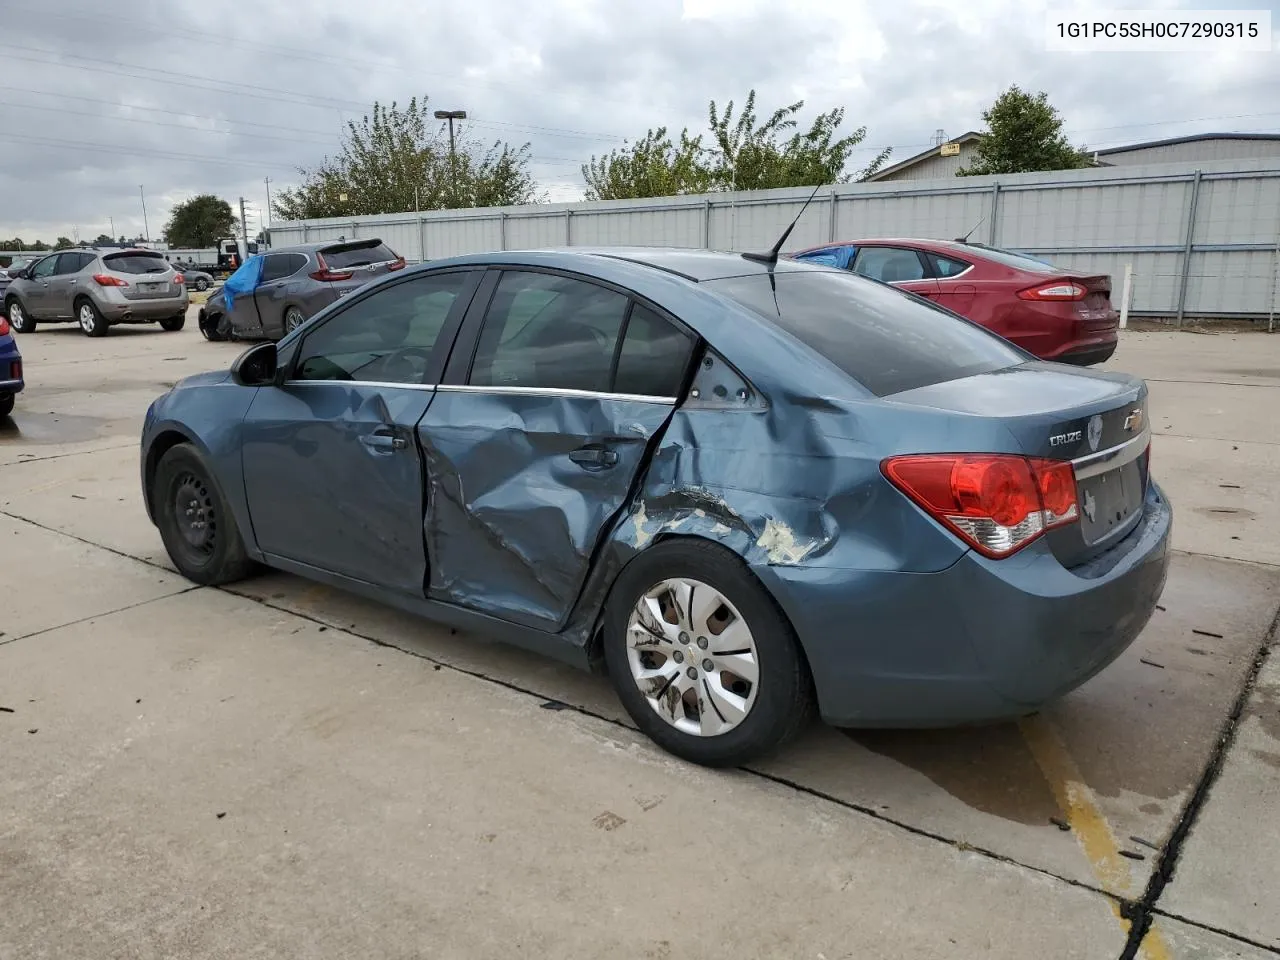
[
  {"x1": 1193, "y1": 506, "x2": 1258, "y2": 521},
  {"x1": 845, "y1": 725, "x2": 1061, "y2": 826},
  {"x1": 0, "y1": 411, "x2": 108, "y2": 445}
]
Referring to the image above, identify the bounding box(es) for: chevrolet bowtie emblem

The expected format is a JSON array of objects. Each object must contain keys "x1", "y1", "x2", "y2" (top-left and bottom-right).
[{"x1": 1123, "y1": 409, "x2": 1144, "y2": 433}]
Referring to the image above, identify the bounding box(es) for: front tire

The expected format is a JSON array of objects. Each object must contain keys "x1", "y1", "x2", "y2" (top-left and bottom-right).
[
  {"x1": 198, "y1": 311, "x2": 227, "y2": 342},
  {"x1": 602, "y1": 539, "x2": 815, "y2": 767},
  {"x1": 195, "y1": 278, "x2": 209, "y2": 292},
  {"x1": 76, "y1": 298, "x2": 108, "y2": 337},
  {"x1": 283, "y1": 306, "x2": 305, "y2": 335},
  {"x1": 5, "y1": 298, "x2": 34, "y2": 333},
  {"x1": 159, "y1": 313, "x2": 186, "y2": 332},
  {"x1": 153, "y1": 443, "x2": 257, "y2": 586}
]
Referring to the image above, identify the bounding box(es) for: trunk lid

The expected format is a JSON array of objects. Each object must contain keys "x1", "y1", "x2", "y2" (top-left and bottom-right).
[
  {"x1": 887, "y1": 362, "x2": 1150, "y2": 567},
  {"x1": 1071, "y1": 275, "x2": 1118, "y2": 331},
  {"x1": 103, "y1": 251, "x2": 180, "y2": 300}
]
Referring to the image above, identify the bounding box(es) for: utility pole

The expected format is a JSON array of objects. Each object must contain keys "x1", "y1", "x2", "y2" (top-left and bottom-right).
[
  {"x1": 264, "y1": 177, "x2": 273, "y2": 229},
  {"x1": 109, "y1": 217, "x2": 115, "y2": 240},
  {"x1": 434, "y1": 109, "x2": 467, "y2": 207},
  {"x1": 139, "y1": 185, "x2": 149, "y2": 240},
  {"x1": 239, "y1": 197, "x2": 249, "y2": 256}
]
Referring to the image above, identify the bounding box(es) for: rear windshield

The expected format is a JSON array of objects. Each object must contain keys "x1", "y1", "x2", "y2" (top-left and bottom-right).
[
  {"x1": 948, "y1": 244, "x2": 1063, "y2": 273},
  {"x1": 104, "y1": 253, "x2": 170, "y2": 275},
  {"x1": 707, "y1": 270, "x2": 1025, "y2": 397},
  {"x1": 321, "y1": 242, "x2": 398, "y2": 268}
]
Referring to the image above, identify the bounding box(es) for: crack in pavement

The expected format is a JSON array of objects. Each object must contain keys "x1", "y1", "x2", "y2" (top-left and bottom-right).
[
  {"x1": 5, "y1": 505, "x2": 1280, "y2": 959},
  {"x1": 0, "y1": 586, "x2": 204, "y2": 649},
  {"x1": 1117, "y1": 603, "x2": 1280, "y2": 960},
  {"x1": 1150, "y1": 907, "x2": 1280, "y2": 957},
  {"x1": 0, "y1": 441, "x2": 138, "y2": 468}
]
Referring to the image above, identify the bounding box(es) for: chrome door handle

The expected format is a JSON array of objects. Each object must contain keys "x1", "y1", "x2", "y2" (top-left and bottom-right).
[{"x1": 363, "y1": 432, "x2": 407, "y2": 451}]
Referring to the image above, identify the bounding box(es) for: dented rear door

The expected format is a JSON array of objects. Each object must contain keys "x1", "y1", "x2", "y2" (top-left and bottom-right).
[{"x1": 419, "y1": 268, "x2": 695, "y2": 630}]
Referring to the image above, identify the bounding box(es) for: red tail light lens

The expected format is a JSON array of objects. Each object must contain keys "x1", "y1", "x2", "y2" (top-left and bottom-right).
[
  {"x1": 10, "y1": 360, "x2": 21, "y2": 379},
  {"x1": 882, "y1": 454, "x2": 1079, "y2": 558},
  {"x1": 173, "y1": 273, "x2": 185, "y2": 285},
  {"x1": 387, "y1": 256, "x2": 407, "y2": 271},
  {"x1": 309, "y1": 253, "x2": 354, "y2": 282},
  {"x1": 1018, "y1": 281, "x2": 1088, "y2": 301},
  {"x1": 0, "y1": 315, "x2": 9, "y2": 337},
  {"x1": 92, "y1": 274, "x2": 129, "y2": 287}
]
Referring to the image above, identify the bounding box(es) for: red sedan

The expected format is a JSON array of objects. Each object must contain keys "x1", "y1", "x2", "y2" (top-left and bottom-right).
[{"x1": 790, "y1": 238, "x2": 1119, "y2": 365}]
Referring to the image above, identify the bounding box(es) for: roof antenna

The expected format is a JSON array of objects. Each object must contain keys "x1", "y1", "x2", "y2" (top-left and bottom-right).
[
  {"x1": 742, "y1": 181, "x2": 827, "y2": 266},
  {"x1": 955, "y1": 214, "x2": 987, "y2": 244}
]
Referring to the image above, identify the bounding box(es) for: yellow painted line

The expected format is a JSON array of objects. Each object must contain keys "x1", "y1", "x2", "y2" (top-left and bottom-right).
[{"x1": 1019, "y1": 716, "x2": 1172, "y2": 960}]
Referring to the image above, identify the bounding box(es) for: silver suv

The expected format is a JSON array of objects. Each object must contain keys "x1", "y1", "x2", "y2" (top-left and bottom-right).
[{"x1": 4, "y1": 248, "x2": 189, "y2": 337}]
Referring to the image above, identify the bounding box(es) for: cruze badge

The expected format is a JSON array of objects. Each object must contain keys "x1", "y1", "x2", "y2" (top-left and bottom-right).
[{"x1": 1049, "y1": 430, "x2": 1082, "y2": 448}]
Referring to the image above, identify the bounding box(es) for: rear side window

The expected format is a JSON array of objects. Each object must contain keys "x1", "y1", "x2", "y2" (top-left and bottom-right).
[
  {"x1": 469, "y1": 271, "x2": 630, "y2": 393},
  {"x1": 707, "y1": 271, "x2": 1025, "y2": 397},
  {"x1": 953, "y1": 245, "x2": 1062, "y2": 273},
  {"x1": 929, "y1": 254, "x2": 972, "y2": 278},
  {"x1": 260, "y1": 253, "x2": 307, "y2": 282},
  {"x1": 852, "y1": 247, "x2": 927, "y2": 283},
  {"x1": 614, "y1": 304, "x2": 693, "y2": 397},
  {"x1": 105, "y1": 253, "x2": 169, "y2": 275},
  {"x1": 321, "y1": 242, "x2": 399, "y2": 269}
]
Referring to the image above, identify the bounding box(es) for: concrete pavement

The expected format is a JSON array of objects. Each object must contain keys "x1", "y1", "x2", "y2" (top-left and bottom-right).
[{"x1": 1, "y1": 320, "x2": 1277, "y2": 958}]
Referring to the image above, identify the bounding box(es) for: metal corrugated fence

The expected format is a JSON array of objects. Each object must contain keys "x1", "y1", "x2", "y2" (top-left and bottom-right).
[{"x1": 267, "y1": 157, "x2": 1280, "y2": 321}]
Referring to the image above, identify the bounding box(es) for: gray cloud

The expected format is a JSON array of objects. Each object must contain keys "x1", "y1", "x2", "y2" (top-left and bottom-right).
[{"x1": 0, "y1": 0, "x2": 1276, "y2": 242}]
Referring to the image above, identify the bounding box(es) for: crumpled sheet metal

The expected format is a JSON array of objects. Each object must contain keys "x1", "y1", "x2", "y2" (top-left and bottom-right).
[{"x1": 221, "y1": 254, "x2": 262, "y2": 313}]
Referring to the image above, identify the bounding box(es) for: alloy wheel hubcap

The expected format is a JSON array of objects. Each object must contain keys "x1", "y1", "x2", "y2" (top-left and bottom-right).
[
  {"x1": 173, "y1": 473, "x2": 216, "y2": 555},
  {"x1": 286, "y1": 310, "x2": 302, "y2": 331},
  {"x1": 79, "y1": 305, "x2": 95, "y2": 331},
  {"x1": 626, "y1": 577, "x2": 759, "y2": 737},
  {"x1": 10, "y1": 304, "x2": 24, "y2": 327}
]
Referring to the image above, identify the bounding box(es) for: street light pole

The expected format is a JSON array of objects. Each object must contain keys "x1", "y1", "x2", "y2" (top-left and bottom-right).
[
  {"x1": 139, "y1": 185, "x2": 149, "y2": 241},
  {"x1": 434, "y1": 109, "x2": 467, "y2": 208}
]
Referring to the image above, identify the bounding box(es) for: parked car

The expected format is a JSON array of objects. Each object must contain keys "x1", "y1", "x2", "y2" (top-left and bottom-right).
[
  {"x1": 197, "y1": 238, "x2": 405, "y2": 342},
  {"x1": 179, "y1": 266, "x2": 216, "y2": 292},
  {"x1": 4, "y1": 257, "x2": 35, "y2": 278},
  {"x1": 141, "y1": 248, "x2": 1168, "y2": 767},
  {"x1": 0, "y1": 308, "x2": 23, "y2": 418},
  {"x1": 4, "y1": 248, "x2": 188, "y2": 337},
  {"x1": 791, "y1": 239, "x2": 1120, "y2": 365}
]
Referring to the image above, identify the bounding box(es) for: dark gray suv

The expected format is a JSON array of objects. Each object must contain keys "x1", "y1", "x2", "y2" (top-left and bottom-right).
[
  {"x1": 5, "y1": 248, "x2": 189, "y2": 337},
  {"x1": 198, "y1": 238, "x2": 405, "y2": 341}
]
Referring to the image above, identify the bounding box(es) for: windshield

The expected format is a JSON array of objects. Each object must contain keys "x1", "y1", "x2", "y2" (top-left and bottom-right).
[{"x1": 707, "y1": 269, "x2": 1025, "y2": 397}]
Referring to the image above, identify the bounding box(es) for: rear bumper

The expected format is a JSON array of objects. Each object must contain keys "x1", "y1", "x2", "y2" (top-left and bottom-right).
[
  {"x1": 99, "y1": 296, "x2": 188, "y2": 322},
  {"x1": 0, "y1": 341, "x2": 22, "y2": 394},
  {"x1": 757, "y1": 481, "x2": 1172, "y2": 727},
  {"x1": 1049, "y1": 339, "x2": 1118, "y2": 366}
]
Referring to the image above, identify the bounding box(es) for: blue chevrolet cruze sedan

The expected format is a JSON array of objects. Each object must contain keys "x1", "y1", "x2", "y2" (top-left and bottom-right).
[
  {"x1": 0, "y1": 308, "x2": 23, "y2": 418},
  {"x1": 141, "y1": 248, "x2": 1170, "y2": 766}
]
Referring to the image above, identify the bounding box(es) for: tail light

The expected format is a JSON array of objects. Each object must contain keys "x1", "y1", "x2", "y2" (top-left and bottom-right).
[
  {"x1": 0, "y1": 315, "x2": 9, "y2": 337},
  {"x1": 174, "y1": 273, "x2": 185, "y2": 285},
  {"x1": 10, "y1": 360, "x2": 20, "y2": 380},
  {"x1": 387, "y1": 256, "x2": 407, "y2": 271},
  {"x1": 1018, "y1": 281, "x2": 1088, "y2": 301},
  {"x1": 309, "y1": 253, "x2": 353, "y2": 282},
  {"x1": 882, "y1": 453, "x2": 1079, "y2": 558},
  {"x1": 92, "y1": 274, "x2": 129, "y2": 287}
]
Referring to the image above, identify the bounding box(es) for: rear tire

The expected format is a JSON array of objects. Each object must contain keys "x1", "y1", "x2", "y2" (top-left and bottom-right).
[
  {"x1": 5, "y1": 298, "x2": 34, "y2": 333},
  {"x1": 0, "y1": 393, "x2": 13, "y2": 418},
  {"x1": 153, "y1": 443, "x2": 257, "y2": 586},
  {"x1": 195, "y1": 278, "x2": 209, "y2": 292},
  {"x1": 283, "y1": 306, "x2": 306, "y2": 334},
  {"x1": 602, "y1": 538, "x2": 815, "y2": 767},
  {"x1": 75, "y1": 298, "x2": 108, "y2": 337},
  {"x1": 159, "y1": 313, "x2": 186, "y2": 332}
]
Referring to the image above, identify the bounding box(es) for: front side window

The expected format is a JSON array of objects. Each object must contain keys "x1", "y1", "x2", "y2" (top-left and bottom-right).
[
  {"x1": 293, "y1": 272, "x2": 470, "y2": 384},
  {"x1": 30, "y1": 256, "x2": 58, "y2": 280},
  {"x1": 469, "y1": 271, "x2": 630, "y2": 393},
  {"x1": 852, "y1": 247, "x2": 927, "y2": 283}
]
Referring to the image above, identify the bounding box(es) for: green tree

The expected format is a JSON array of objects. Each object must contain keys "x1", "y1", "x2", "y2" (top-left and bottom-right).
[
  {"x1": 93, "y1": 234, "x2": 113, "y2": 246},
  {"x1": 583, "y1": 127, "x2": 713, "y2": 201},
  {"x1": 163, "y1": 195, "x2": 237, "y2": 247},
  {"x1": 958, "y1": 86, "x2": 1093, "y2": 176},
  {"x1": 53, "y1": 236, "x2": 75, "y2": 250},
  {"x1": 272, "y1": 97, "x2": 541, "y2": 220},
  {"x1": 581, "y1": 90, "x2": 890, "y2": 200}
]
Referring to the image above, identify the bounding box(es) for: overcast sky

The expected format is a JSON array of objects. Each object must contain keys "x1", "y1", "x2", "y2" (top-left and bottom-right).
[{"x1": 1, "y1": 0, "x2": 1277, "y2": 243}]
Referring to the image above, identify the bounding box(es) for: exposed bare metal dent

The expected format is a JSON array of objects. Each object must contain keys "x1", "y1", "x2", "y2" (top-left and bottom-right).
[{"x1": 755, "y1": 517, "x2": 821, "y2": 565}]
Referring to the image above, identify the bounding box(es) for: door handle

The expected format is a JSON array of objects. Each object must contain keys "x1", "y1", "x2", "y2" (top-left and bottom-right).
[
  {"x1": 569, "y1": 446, "x2": 618, "y2": 468},
  {"x1": 363, "y1": 431, "x2": 407, "y2": 452}
]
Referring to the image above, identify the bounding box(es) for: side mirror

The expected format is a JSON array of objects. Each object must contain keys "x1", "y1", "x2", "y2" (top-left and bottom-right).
[{"x1": 230, "y1": 342, "x2": 278, "y2": 387}]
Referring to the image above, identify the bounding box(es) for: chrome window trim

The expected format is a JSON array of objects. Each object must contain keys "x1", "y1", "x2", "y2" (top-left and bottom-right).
[
  {"x1": 283, "y1": 379, "x2": 438, "y2": 392},
  {"x1": 438, "y1": 383, "x2": 676, "y2": 405},
  {"x1": 1071, "y1": 428, "x2": 1150, "y2": 480},
  {"x1": 933, "y1": 263, "x2": 975, "y2": 281}
]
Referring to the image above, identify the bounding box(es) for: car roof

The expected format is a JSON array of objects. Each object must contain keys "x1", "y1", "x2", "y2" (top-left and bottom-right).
[
  {"x1": 418, "y1": 247, "x2": 823, "y2": 283},
  {"x1": 795, "y1": 238, "x2": 978, "y2": 255},
  {"x1": 267, "y1": 238, "x2": 391, "y2": 255}
]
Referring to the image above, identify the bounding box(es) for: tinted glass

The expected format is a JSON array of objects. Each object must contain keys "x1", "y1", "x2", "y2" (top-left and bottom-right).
[
  {"x1": 852, "y1": 247, "x2": 926, "y2": 283},
  {"x1": 294, "y1": 272, "x2": 469, "y2": 384},
  {"x1": 322, "y1": 243, "x2": 399, "y2": 269},
  {"x1": 614, "y1": 304, "x2": 693, "y2": 397},
  {"x1": 950, "y1": 244, "x2": 1063, "y2": 273},
  {"x1": 105, "y1": 253, "x2": 170, "y2": 275},
  {"x1": 260, "y1": 253, "x2": 306, "y2": 282},
  {"x1": 469, "y1": 271, "x2": 629, "y2": 393},
  {"x1": 30, "y1": 256, "x2": 58, "y2": 279},
  {"x1": 930, "y1": 253, "x2": 972, "y2": 278},
  {"x1": 706, "y1": 271, "x2": 1024, "y2": 397},
  {"x1": 71, "y1": 252, "x2": 96, "y2": 271}
]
